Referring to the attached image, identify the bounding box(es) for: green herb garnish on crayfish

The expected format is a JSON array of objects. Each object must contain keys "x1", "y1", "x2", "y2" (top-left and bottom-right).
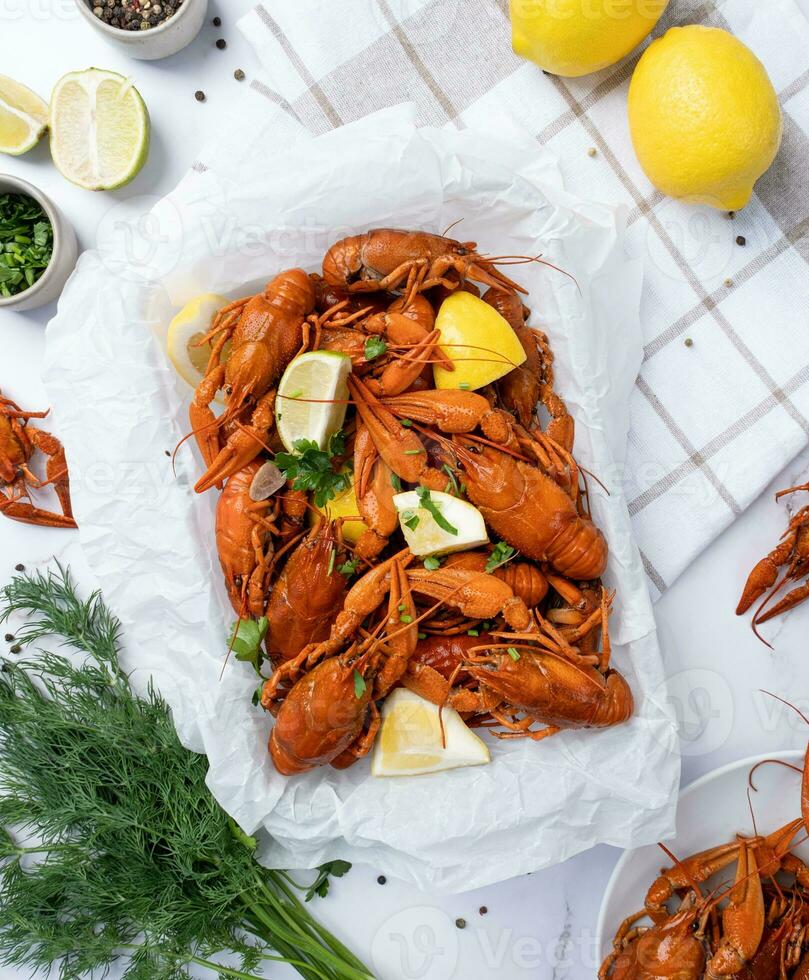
[
  {"x1": 0, "y1": 564, "x2": 372, "y2": 980},
  {"x1": 0, "y1": 193, "x2": 53, "y2": 298}
]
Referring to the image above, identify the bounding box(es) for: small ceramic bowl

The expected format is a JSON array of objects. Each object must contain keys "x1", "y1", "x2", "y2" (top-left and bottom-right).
[
  {"x1": 0, "y1": 174, "x2": 79, "y2": 313},
  {"x1": 74, "y1": 0, "x2": 208, "y2": 60}
]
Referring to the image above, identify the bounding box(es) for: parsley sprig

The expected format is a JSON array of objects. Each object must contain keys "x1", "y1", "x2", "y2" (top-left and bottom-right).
[
  {"x1": 275, "y1": 432, "x2": 351, "y2": 508},
  {"x1": 0, "y1": 193, "x2": 53, "y2": 298}
]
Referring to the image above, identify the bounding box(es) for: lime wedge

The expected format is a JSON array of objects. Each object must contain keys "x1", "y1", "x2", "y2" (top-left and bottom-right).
[
  {"x1": 166, "y1": 293, "x2": 230, "y2": 403},
  {"x1": 50, "y1": 69, "x2": 149, "y2": 190},
  {"x1": 371, "y1": 688, "x2": 490, "y2": 777},
  {"x1": 0, "y1": 74, "x2": 48, "y2": 155},
  {"x1": 276, "y1": 351, "x2": 352, "y2": 452}
]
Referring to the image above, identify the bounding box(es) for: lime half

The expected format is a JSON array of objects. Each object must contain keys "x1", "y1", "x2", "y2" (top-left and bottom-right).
[
  {"x1": 276, "y1": 351, "x2": 352, "y2": 452},
  {"x1": 50, "y1": 69, "x2": 150, "y2": 190},
  {"x1": 0, "y1": 74, "x2": 48, "y2": 155}
]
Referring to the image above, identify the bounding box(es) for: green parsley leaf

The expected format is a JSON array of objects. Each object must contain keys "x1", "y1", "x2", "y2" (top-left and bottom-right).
[
  {"x1": 390, "y1": 473, "x2": 403, "y2": 492},
  {"x1": 423, "y1": 555, "x2": 441, "y2": 571},
  {"x1": 304, "y1": 859, "x2": 352, "y2": 902},
  {"x1": 275, "y1": 434, "x2": 351, "y2": 508},
  {"x1": 353, "y1": 669, "x2": 367, "y2": 699},
  {"x1": 485, "y1": 540, "x2": 517, "y2": 573},
  {"x1": 416, "y1": 485, "x2": 458, "y2": 535},
  {"x1": 229, "y1": 616, "x2": 268, "y2": 674},
  {"x1": 338, "y1": 556, "x2": 361, "y2": 578},
  {"x1": 364, "y1": 335, "x2": 387, "y2": 361},
  {"x1": 402, "y1": 511, "x2": 420, "y2": 531}
]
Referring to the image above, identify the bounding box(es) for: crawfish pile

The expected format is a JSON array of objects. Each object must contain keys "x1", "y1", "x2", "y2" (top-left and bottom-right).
[
  {"x1": 188, "y1": 228, "x2": 633, "y2": 777},
  {"x1": 601, "y1": 743, "x2": 809, "y2": 980}
]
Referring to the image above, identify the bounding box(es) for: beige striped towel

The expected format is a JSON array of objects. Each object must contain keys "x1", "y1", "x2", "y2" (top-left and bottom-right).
[{"x1": 219, "y1": 0, "x2": 809, "y2": 599}]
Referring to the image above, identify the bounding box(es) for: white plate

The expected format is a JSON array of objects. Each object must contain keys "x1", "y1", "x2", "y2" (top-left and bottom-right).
[{"x1": 596, "y1": 750, "x2": 807, "y2": 965}]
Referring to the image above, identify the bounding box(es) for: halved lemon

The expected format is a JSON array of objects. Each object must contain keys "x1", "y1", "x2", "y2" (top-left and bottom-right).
[
  {"x1": 433, "y1": 291, "x2": 526, "y2": 391},
  {"x1": 0, "y1": 75, "x2": 48, "y2": 155},
  {"x1": 276, "y1": 351, "x2": 351, "y2": 452},
  {"x1": 393, "y1": 489, "x2": 488, "y2": 556},
  {"x1": 372, "y1": 688, "x2": 490, "y2": 777},
  {"x1": 167, "y1": 294, "x2": 230, "y2": 403}
]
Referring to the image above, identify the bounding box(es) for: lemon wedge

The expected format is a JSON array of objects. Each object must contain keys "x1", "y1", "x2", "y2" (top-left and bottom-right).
[
  {"x1": 312, "y1": 473, "x2": 369, "y2": 546},
  {"x1": 393, "y1": 489, "x2": 488, "y2": 556},
  {"x1": 433, "y1": 291, "x2": 526, "y2": 391},
  {"x1": 0, "y1": 74, "x2": 48, "y2": 155},
  {"x1": 276, "y1": 351, "x2": 351, "y2": 452},
  {"x1": 167, "y1": 293, "x2": 230, "y2": 402},
  {"x1": 372, "y1": 688, "x2": 490, "y2": 777}
]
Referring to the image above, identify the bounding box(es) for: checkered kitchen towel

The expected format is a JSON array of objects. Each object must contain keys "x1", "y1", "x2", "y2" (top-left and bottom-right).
[{"x1": 230, "y1": 0, "x2": 809, "y2": 599}]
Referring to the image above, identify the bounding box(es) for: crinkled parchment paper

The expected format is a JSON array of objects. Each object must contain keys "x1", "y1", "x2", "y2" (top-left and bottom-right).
[{"x1": 44, "y1": 104, "x2": 678, "y2": 893}]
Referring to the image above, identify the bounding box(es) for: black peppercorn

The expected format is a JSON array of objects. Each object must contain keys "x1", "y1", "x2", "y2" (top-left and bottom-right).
[
  {"x1": 14, "y1": 564, "x2": 24, "y2": 572},
  {"x1": 455, "y1": 918, "x2": 466, "y2": 930},
  {"x1": 377, "y1": 875, "x2": 386, "y2": 885},
  {"x1": 479, "y1": 906, "x2": 488, "y2": 915},
  {"x1": 4, "y1": 634, "x2": 13, "y2": 643},
  {"x1": 195, "y1": 90, "x2": 206, "y2": 102},
  {"x1": 212, "y1": 15, "x2": 221, "y2": 25},
  {"x1": 234, "y1": 69, "x2": 245, "y2": 81},
  {"x1": 10, "y1": 644, "x2": 21, "y2": 654},
  {"x1": 736, "y1": 235, "x2": 746, "y2": 246},
  {"x1": 216, "y1": 38, "x2": 227, "y2": 49}
]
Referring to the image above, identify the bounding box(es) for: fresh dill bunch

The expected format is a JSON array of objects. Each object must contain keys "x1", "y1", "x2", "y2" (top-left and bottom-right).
[{"x1": 0, "y1": 564, "x2": 372, "y2": 980}]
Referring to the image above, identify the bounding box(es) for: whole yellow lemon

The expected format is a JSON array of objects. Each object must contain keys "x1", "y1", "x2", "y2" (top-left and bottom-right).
[
  {"x1": 628, "y1": 26, "x2": 782, "y2": 210},
  {"x1": 510, "y1": 0, "x2": 669, "y2": 78}
]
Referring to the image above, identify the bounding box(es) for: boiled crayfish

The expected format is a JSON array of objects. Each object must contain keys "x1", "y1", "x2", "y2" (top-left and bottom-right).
[
  {"x1": 185, "y1": 227, "x2": 628, "y2": 777},
  {"x1": 0, "y1": 391, "x2": 75, "y2": 529},
  {"x1": 737, "y1": 483, "x2": 809, "y2": 643},
  {"x1": 601, "y1": 750, "x2": 809, "y2": 980}
]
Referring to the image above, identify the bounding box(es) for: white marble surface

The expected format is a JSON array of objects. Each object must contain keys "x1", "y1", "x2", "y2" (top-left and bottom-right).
[{"x1": 2, "y1": 3, "x2": 809, "y2": 978}]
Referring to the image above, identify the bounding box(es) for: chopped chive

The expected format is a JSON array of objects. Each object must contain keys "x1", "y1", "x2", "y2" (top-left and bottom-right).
[
  {"x1": 391, "y1": 473, "x2": 403, "y2": 492},
  {"x1": 403, "y1": 448, "x2": 426, "y2": 455},
  {"x1": 467, "y1": 629, "x2": 480, "y2": 637},
  {"x1": 399, "y1": 614, "x2": 413, "y2": 624},
  {"x1": 423, "y1": 556, "x2": 441, "y2": 571},
  {"x1": 417, "y1": 632, "x2": 427, "y2": 640},
  {"x1": 416, "y1": 485, "x2": 458, "y2": 535},
  {"x1": 353, "y1": 669, "x2": 367, "y2": 698},
  {"x1": 507, "y1": 647, "x2": 520, "y2": 661},
  {"x1": 400, "y1": 418, "x2": 413, "y2": 427},
  {"x1": 327, "y1": 548, "x2": 336, "y2": 576},
  {"x1": 459, "y1": 382, "x2": 470, "y2": 390}
]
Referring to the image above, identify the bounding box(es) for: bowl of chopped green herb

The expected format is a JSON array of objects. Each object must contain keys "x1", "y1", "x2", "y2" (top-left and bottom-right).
[{"x1": 0, "y1": 174, "x2": 78, "y2": 312}]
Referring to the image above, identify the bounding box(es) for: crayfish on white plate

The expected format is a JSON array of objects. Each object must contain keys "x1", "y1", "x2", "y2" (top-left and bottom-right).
[
  {"x1": 601, "y1": 724, "x2": 809, "y2": 980},
  {"x1": 182, "y1": 226, "x2": 631, "y2": 776}
]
